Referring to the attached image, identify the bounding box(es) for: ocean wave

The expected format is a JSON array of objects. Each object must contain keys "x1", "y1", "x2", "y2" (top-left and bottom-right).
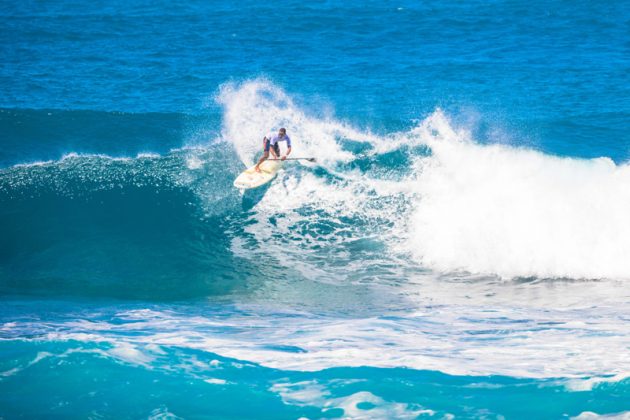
[{"x1": 2, "y1": 79, "x2": 630, "y2": 301}]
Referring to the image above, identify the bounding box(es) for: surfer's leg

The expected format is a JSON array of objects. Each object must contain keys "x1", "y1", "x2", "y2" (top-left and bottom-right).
[
  {"x1": 256, "y1": 141, "x2": 271, "y2": 172},
  {"x1": 255, "y1": 152, "x2": 269, "y2": 172}
]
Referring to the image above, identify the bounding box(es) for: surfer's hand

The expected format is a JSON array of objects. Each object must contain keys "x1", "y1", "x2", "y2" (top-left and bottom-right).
[{"x1": 281, "y1": 155, "x2": 287, "y2": 161}]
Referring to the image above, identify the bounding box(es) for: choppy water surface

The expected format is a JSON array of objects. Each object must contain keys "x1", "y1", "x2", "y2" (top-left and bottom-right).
[{"x1": 1, "y1": 1, "x2": 629, "y2": 418}]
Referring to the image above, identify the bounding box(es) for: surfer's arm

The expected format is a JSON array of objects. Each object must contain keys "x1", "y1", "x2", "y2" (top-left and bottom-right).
[
  {"x1": 270, "y1": 144, "x2": 280, "y2": 158},
  {"x1": 281, "y1": 146, "x2": 292, "y2": 160},
  {"x1": 281, "y1": 137, "x2": 292, "y2": 160}
]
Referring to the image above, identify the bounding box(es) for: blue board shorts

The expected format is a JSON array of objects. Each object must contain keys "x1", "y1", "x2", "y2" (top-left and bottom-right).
[{"x1": 264, "y1": 140, "x2": 280, "y2": 155}]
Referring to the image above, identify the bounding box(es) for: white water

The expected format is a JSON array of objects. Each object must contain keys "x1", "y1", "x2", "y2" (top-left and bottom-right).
[
  {"x1": 5, "y1": 302, "x2": 628, "y2": 380},
  {"x1": 408, "y1": 113, "x2": 630, "y2": 279},
  {"x1": 218, "y1": 79, "x2": 630, "y2": 281}
]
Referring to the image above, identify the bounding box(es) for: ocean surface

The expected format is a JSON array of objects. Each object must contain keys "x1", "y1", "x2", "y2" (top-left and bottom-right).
[{"x1": 1, "y1": 1, "x2": 630, "y2": 418}]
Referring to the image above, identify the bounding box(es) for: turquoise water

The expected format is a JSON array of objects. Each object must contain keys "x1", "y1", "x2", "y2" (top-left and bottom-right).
[{"x1": 1, "y1": 1, "x2": 630, "y2": 418}]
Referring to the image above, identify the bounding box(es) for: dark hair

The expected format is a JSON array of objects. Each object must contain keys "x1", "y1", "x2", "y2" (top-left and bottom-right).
[{"x1": 279, "y1": 127, "x2": 286, "y2": 133}]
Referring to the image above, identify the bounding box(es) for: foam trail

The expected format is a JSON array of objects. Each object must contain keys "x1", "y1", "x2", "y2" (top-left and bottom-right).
[{"x1": 408, "y1": 110, "x2": 630, "y2": 279}]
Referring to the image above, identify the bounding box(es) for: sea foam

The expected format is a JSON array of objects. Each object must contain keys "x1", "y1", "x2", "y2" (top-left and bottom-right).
[{"x1": 218, "y1": 80, "x2": 630, "y2": 280}]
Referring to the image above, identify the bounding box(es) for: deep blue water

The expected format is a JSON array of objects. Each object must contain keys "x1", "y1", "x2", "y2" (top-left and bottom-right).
[{"x1": 1, "y1": 1, "x2": 630, "y2": 418}]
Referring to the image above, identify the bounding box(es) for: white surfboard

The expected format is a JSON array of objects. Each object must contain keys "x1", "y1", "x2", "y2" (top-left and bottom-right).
[{"x1": 233, "y1": 160, "x2": 283, "y2": 189}]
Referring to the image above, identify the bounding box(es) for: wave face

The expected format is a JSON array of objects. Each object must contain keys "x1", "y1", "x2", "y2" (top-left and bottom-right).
[{"x1": 0, "y1": 146, "x2": 251, "y2": 299}]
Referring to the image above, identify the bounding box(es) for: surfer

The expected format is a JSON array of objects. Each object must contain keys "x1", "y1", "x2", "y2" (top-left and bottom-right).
[{"x1": 255, "y1": 128, "x2": 292, "y2": 172}]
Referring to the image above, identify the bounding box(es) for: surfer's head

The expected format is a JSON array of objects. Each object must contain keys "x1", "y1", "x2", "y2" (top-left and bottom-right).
[{"x1": 278, "y1": 128, "x2": 286, "y2": 137}]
